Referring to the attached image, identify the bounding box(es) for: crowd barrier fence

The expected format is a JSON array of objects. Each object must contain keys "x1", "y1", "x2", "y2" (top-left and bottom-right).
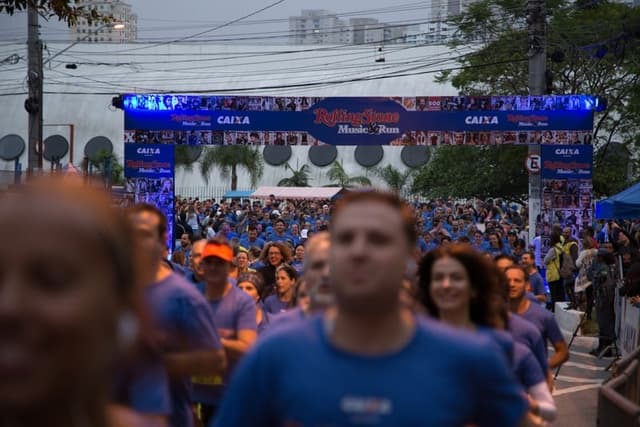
[{"x1": 598, "y1": 295, "x2": 640, "y2": 426}]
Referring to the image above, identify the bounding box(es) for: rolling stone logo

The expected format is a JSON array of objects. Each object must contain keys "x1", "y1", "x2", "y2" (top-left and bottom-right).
[{"x1": 313, "y1": 108, "x2": 401, "y2": 135}]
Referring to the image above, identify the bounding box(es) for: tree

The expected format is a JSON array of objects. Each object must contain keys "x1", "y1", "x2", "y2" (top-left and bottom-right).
[
  {"x1": 440, "y1": 0, "x2": 640, "y2": 196},
  {"x1": 411, "y1": 146, "x2": 529, "y2": 204},
  {"x1": 373, "y1": 164, "x2": 415, "y2": 195},
  {"x1": 592, "y1": 144, "x2": 639, "y2": 197},
  {"x1": 326, "y1": 161, "x2": 371, "y2": 188},
  {"x1": 199, "y1": 145, "x2": 263, "y2": 190},
  {"x1": 278, "y1": 162, "x2": 312, "y2": 187},
  {"x1": 1, "y1": 1, "x2": 110, "y2": 26},
  {"x1": 81, "y1": 150, "x2": 124, "y2": 186},
  {"x1": 174, "y1": 145, "x2": 198, "y2": 173}
]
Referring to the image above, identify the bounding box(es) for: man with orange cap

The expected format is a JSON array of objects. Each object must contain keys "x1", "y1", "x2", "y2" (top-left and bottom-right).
[{"x1": 192, "y1": 238, "x2": 257, "y2": 425}]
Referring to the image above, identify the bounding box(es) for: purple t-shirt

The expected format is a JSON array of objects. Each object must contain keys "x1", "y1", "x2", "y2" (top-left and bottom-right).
[
  {"x1": 516, "y1": 303, "x2": 565, "y2": 352},
  {"x1": 508, "y1": 314, "x2": 549, "y2": 374},
  {"x1": 529, "y1": 271, "x2": 546, "y2": 299},
  {"x1": 262, "y1": 294, "x2": 290, "y2": 315},
  {"x1": 145, "y1": 273, "x2": 222, "y2": 427},
  {"x1": 525, "y1": 292, "x2": 540, "y2": 304},
  {"x1": 193, "y1": 286, "x2": 257, "y2": 405},
  {"x1": 112, "y1": 356, "x2": 171, "y2": 416},
  {"x1": 477, "y1": 326, "x2": 514, "y2": 367},
  {"x1": 212, "y1": 316, "x2": 527, "y2": 427},
  {"x1": 513, "y1": 341, "x2": 546, "y2": 389},
  {"x1": 265, "y1": 307, "x2": 307, "y2": 334}
]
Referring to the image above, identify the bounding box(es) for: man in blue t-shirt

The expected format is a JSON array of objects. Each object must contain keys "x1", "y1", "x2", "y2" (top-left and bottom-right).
[
  {"x1": 239, "y1": 224, "x2": 265, "y2": 250},
  {"x1": 269, "y1": 218, "x2": 291, "y2": 244},
  {"x1": 192, "y1": 238, "x2": 257, "y2": 425},
  {"x1": 129, "y1": 204, "x2": 227, "y2": 427},
  {"x1": 508, "y1": 313, "x2": 549, "y2": 377},
  {"x1": 506, "y1": 265, "x2": 569, "y2": 373},
  {"x1": 185, "y1": 239, "x2": 206, "y2": 288},
  {"x1": 521, "y1": 251, "x2": 547, "y2": 304},
  {"x1": 213, "y1": 191, "x2": 527, "y2": 427}
]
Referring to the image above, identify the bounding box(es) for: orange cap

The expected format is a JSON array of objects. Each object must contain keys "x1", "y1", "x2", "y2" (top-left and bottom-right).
[{"x1": 202, "y1": 241, "x2": 234, "y2": 262}]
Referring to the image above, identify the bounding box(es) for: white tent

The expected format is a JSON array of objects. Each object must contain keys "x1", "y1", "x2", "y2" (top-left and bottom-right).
[{"x1": 251, "y1": 186, "x2": 345, "y2": 200}]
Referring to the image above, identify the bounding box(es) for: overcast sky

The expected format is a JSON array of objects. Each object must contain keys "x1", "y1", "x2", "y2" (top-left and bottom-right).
[{"x1": 0, "y1": 0, "x2": 430, "y2": 42}]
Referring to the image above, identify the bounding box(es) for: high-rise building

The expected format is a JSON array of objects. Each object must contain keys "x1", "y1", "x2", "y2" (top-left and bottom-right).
[
  {"x1": 288, "y1": 10, "x2": 406, "y2": 45},
  {"x1": 349, "y1": 18, "x2": 380, "y2": 44},
  {"x1": 70, "y1": 0, "x2": 137, "y2": 43},
  {"x1": 289, "y1": 10, "x2": 345, "y2": 45},
  {"x1": 418, "y1": 0, "x2": 477, "y2": 44}
]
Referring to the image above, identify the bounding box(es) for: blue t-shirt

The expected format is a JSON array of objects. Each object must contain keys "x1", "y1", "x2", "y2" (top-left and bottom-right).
[
  {"x1": 529, "y1": 271, "x2": 546, "y2": 300},
  {"x1": 517, "y1": 303, "x2": 565, "y2": 352},
  {"x1": 263, "y1": 294, "x2": 291, "y2": 315},
  {"x1": 525, "y1": 291, "x2": 540, "y2": 304},
  {"x1": 212, "y1": 316, "x2": 527, "y2": 427},
  {"x1": 269, "y1": 233, "x2": 292, "y2": 244},
  {"x1": 508, "y1": 314, "x2": 548, "y2": 374},
  {"x1": 193, "y1": 286, "x2": 257, "y2": 405},
  {"x1": 266, "y1": 306, "x2": 307, "y2": 333},
  {"x1": 185, "y1": 269, "x2": 202, "y2": 288},
  {"x1": 239, "y1": 236, "x2": 265, "y2": 250},
  {"x1": 477, "y1": 326, "x2": 514, "y2": 367},
  {"x1": 417, "y1": 238, "x2": 428, "y2": 254},
  {"x1": 257, "y1": 307, "x2": 271, "y2": 335},
  {"x1": 289, "y1": 235, "x2": 303, "y2": 248},
  {"x1": 485, "y1": 246, "x2": 504, "y2": 257},
  {"x1": 513, "y1": 341, "x2": 546, "y2": 389},
  {"x1": 112, "y1": 356, "x2": 171, "y2": 416},
  {"x1": 145, "y1": 273, "x2": 222, "y2": 427},
  {"x1": 291, "y1": 260, "x2": 304, "y2": 274}
]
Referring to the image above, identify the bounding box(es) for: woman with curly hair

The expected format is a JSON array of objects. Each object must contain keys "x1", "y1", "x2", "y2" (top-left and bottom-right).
[
  {"x1": 257, "y1": 241, "x2": 292, "y2": 296},
  {"x1": 418, "y1": 244, "x2": 507, "y2": 330},
  {"x1": 417, "y1": 244, "x2": 556, "y2": 425}
]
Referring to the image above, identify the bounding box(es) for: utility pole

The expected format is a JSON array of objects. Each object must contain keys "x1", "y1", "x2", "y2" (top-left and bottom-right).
[
  {"x1": 528, "y1": 0, "x2": 546, "y2": 244},
  {"x1": 27, "y1": 4, "x2": 43, "y2": 174}
]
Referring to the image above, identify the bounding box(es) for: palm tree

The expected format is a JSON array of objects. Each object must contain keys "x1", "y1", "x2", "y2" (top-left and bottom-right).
[
  {"x1": 174, "y1": 145, "x2": 198, "y2": 173},
  {"x1": 199, "y1": 146, "x2": 264, "y2": 190},
  {"x1": 278, "y1": 163, "x2": 312, "y2": 187},
  {"x1": 326, "y1": 160, "x2": 371, "y2": 188},
  {"x1": 373, "y1": 164, "x2": 415, "y2": 195}
]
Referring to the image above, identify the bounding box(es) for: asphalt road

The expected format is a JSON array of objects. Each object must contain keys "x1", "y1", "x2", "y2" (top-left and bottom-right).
[{"x1": 551, "y1": 345, "x2": 615, "y2": 427}]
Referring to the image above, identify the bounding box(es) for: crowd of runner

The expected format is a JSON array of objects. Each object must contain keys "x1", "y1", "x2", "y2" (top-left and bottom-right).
[{"x1": 3, "y1": 177, "x2": 640, "y2": 427}]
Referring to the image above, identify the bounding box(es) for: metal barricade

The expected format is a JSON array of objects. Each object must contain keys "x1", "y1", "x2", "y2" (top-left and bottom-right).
[{"x1": 599, "y1": 355, "x2": 640, "y2": 426}]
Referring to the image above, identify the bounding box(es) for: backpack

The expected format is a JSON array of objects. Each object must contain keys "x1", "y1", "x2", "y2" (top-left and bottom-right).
[{"x1": 558, "y1": 245, "x2": 576, "y2": 280}]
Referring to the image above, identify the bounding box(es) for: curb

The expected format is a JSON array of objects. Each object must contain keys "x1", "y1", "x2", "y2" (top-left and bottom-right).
[{"x1": 554, "y1": 302, "x2": 599, "y2": 350}]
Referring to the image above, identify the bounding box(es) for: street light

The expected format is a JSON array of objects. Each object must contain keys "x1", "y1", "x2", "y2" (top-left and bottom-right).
[{"x1": 44, "y1": 22, "x2": 125, "y2": 68}]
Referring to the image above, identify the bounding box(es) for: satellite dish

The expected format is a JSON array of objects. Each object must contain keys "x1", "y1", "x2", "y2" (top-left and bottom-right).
[
  {"x1": 354, "y1": 145, "x2": 384, "y2": 167},
  {"x1": 0, "y1": 134, "x2": 26, "y2": 161},
  {"x1": 263, "y1": 145, "x2": 292, "y2": 166},
  {"x1": 84, "y1": 136, "x2": 113, "y2": 160},
  {"x1": 401, "y1": 146, "x2": 431, "y2": 168},
  {"x1": 309, "y1": 145, "x2": 337, "y2": 167},
  {"x1": 43, "y1": 135, "x2": 69, "y2": 161}
]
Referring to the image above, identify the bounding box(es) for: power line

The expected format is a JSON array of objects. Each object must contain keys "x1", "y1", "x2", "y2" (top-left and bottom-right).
[
  {"x1": 45, "y1": 46, "x2": 478, "y2": 84},
  {"x1": 107, "y1": 0, "x2": 288, "y2": 54},
  {"x1": 44, "y1": 53, "x2": 464, "y2": 90},
  {"x1": 44, "y1": 42, "x2": 449, "y2": 75},
  {"x1": 0, "y1": 55, "x2": 528, "y2": 97}
]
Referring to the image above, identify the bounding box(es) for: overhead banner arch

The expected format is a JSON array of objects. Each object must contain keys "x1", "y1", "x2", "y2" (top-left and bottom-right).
[{"x1": 122, "y1": 94, "x2": 597, "y2": 251}]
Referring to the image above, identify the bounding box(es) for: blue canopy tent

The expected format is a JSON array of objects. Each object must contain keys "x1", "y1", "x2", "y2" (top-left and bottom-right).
[
  {"x1": 222, "y1": 190, "x2": 255, "y2": 199},
  {"x1": 595, "y1": 182, "x2": 640, "y2": 219}
]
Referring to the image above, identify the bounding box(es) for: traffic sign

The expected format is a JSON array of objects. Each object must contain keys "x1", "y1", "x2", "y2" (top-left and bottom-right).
[{"x1": 525, "y1": 154, "x2": 541, "y2": 174}]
